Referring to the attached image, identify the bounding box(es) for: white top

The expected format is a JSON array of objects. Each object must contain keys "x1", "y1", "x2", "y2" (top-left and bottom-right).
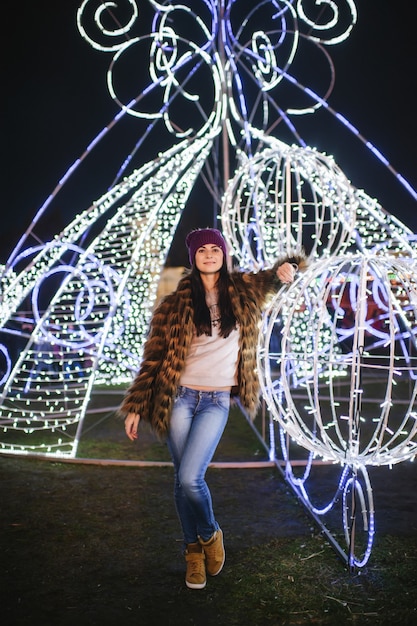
[
  {"x1": 179, "y1": 290, "x2": 240, "y2": 388},
  {"x1": 179, "y1": 325, "x2": 240, "y2": 388}
]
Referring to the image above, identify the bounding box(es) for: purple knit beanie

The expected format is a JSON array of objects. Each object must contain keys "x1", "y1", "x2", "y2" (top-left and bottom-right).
[{"x1": 185, "y1": 228, "x2": 227, "y2": 265}]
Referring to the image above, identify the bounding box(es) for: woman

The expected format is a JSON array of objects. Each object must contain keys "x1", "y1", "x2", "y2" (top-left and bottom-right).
[{"x1": 121, "y1": 228, "x2": 305, "y2": 590}]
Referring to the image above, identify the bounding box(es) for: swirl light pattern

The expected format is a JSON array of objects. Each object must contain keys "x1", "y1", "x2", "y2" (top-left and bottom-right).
[
  {"x1": 1, "y1": 136, "x2": 213, "y2": 456},
  {"x1": 76, "y1": 0, "x2": 357, "y2": 141},
  {"x1": 0, "y1": 0, "x2": 416, "y2": 570},
  {"x1": 1, "y1": 0, "x2": 369, "y2": 459}
]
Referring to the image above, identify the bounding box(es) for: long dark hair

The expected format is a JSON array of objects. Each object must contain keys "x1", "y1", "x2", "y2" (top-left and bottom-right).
[{"x1": 190, "y1": 261, "x2": 237, "y2": 337}]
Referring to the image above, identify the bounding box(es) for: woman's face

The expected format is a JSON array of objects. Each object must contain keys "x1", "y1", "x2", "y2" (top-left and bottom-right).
[{"x1": 194, "y1": 244, "x2": 224, "y2": 275}]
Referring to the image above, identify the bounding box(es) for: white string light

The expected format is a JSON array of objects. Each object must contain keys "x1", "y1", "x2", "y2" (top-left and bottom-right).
[
  {"x1": 1, "y1": 135, "x2": 213, "y2": 457},
  {"x1": 0, "y1": 0, "x2": 416, "y2": 569}
]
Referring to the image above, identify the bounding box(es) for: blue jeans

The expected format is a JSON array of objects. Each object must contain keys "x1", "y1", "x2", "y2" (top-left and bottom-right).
[{"x1": 167, "y1": 386, "x2": 230, "y2": 546}]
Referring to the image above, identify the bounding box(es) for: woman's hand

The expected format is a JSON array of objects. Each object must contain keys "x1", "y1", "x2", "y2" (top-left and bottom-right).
[
  {"x1": 125, "y1": 413, "x2": 140, "y2": 441},
  {"x1": 277, "y1": 262, "x2": 297, "y2": 284}
]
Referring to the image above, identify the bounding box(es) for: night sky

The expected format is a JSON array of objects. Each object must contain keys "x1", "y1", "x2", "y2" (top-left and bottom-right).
[{"x1": 2, "y1": 1, "x2": 416, "y2": 267}]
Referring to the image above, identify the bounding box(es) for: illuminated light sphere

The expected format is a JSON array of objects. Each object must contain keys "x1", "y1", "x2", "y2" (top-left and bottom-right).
[
  {"x1": 258, "y1": 253, "x2": 417, "y2": 467},
  {"x1": 221, "y1": 139, "x2": 358, "y2": 268}
]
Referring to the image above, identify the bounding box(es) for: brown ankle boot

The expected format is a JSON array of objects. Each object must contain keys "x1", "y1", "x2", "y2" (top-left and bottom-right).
[
  {"x1": 185, "y1": 542, "x2": 206, "y2": 589},
  {"x1": 199, "y1": 529, "x2": 225, "y2": 576}
]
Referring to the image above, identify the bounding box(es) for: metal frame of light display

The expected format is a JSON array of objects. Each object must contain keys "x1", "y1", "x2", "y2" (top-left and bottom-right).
[{"x1": 1, "y1": 1, "x2": 416, "y2": 570}]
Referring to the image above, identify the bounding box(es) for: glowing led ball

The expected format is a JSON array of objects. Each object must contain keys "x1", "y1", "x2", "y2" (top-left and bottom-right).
[
  {"x1": 221, "y1": 141, "x2": 357, "y2": 268},
  {"x1": 258, "y1": 253, "x2": 417, "y2": 467}
]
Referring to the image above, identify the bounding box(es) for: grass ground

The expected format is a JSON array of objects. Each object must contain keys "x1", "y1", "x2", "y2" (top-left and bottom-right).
[{"x1": 1, "y1": 401, "x2": 417, "y2": 625}]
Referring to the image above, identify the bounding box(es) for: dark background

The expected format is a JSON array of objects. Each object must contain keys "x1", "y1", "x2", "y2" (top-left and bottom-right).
[{"x1": 2, "y1": 1, "x2": 416, "y2": 266}]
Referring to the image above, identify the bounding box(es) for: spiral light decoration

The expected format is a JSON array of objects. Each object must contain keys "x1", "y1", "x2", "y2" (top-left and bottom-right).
[{"x1": 0, "y1": 0, "x2": 416, "y2": 571}]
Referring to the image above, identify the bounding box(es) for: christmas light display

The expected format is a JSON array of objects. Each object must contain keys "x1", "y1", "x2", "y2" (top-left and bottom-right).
[
  {"x1": 259, "y1": 254, "x2": 417, "y2": 467},
  {"x1": 0, "y1": 1, "x2": 416, "y2": 568},
  {"x1": 221, "y1": 136, "x2": 358, "y2": 266},
  {"x1": 258, "y1": 253, "x2": 417, "y2": 566},
  {"x1": 0, "y1": 136, "x2": 214, "y2": 456}
]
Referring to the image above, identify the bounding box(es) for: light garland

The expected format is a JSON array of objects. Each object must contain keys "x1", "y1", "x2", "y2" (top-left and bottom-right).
[
  {"x1": 0, "y1": 0, "x2": 416, "y2": 569},
  {"x1": 221, "y1": 137, "x2": 358, "y2": 267},
  {"x1": 256, "y1": 252, "x2": 417, "y2": 566},
  {"x1": 259, "y1": 254, "x2": 417, "y2": 467},
  {"x1": 0, "y1": 135, "x2": 213, "y2": 457}
]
